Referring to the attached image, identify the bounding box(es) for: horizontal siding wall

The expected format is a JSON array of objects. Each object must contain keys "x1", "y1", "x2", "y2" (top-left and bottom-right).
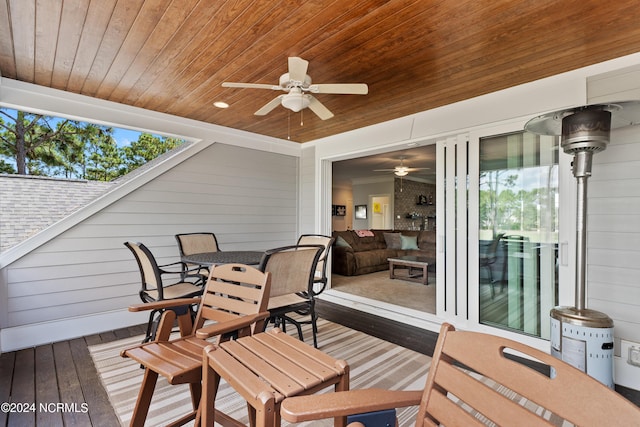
[
  {"x1": 4, "y1": 143, "x2": 298, "y2": 330},
  {"x1": 588, "y1": 126, "x2": 640, "y2": 344},
  {"x1": 588, "y1": 65, "x2": 640, "y2": 345}
]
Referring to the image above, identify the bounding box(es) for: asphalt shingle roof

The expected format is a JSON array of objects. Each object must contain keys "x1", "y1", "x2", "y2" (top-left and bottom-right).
[
  {"x1": 0, "y1": 174, "x2": 114, "y2": 253},
  {"x1": 0, "y1": 142, "x2": 196, "y2": 254}
]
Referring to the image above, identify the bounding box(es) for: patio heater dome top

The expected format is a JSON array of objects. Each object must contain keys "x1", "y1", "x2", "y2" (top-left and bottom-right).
[{"x1": 524, "y1": 101, "x2": 640, "y2": 138}]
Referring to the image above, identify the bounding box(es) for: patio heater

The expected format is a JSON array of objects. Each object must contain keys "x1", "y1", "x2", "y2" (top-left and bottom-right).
[{"x1": 525, "y1": 100, "x2": 640, "y2": 388}]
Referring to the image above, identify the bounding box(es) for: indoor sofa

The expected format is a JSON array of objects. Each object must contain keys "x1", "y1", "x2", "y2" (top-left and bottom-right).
[{"x1": 332, "y1": 229, "x2": 436, "y2": 276}]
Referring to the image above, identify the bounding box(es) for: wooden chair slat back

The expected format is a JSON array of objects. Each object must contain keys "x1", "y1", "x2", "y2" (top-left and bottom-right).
[
  {"x1": 199, "y1": 306, "x2": 242, "y2": 324},
  {"x1": 202, "y1": 293, "x2": 263, "y2": 318},
  {"x1": 207, "y1": 279, "x2": 268, "y2": 306},
  {"x1": 193, "y1": 263, "x2": 271, "y2": 331},
  {"x1": 417, "y1": 323, "x2": 640, "y2": 427}
]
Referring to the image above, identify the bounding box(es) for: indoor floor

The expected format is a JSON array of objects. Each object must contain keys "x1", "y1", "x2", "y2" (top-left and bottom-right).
[{"x1": 330, "y1": 270, "x2": 436, "y2": 314}]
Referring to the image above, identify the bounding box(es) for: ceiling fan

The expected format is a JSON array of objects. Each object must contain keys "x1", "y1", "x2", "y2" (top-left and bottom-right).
[
  {"x1": 374, "y1": 158, "x2": 429, "y2": 176},
  {"x1": 221, "y1": 57, "x2": 368, "y2": 120}
]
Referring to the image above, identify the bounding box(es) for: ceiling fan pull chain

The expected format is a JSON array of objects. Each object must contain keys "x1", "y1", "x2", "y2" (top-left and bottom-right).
[
  {"x1": 300, "y1": 109, "x2": 304, "y2": 126},
  {"x1": 287, "y1": 111, "x2": 291, "y2": 140}
]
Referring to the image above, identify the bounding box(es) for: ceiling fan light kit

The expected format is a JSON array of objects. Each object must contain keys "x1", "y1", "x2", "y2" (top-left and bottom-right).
[
  {"x1": 375, "y1": 157, "x2": 429, "y2": 177},
  {"x1": 394, "y1": 168, "x2": 409, "y2": 176},
  {"x1": 281, "y1": 89, "x2": 310, "y2": 112},
  {"x1": 222, "y1": 57, "x2": 368, "y2": 120}
]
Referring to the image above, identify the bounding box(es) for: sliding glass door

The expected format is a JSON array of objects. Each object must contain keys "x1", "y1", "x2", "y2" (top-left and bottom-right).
[
  {"x1": 438, "y1": 128, "x2": 562, "y2": 342},
  {"x1": 478, "y1": 131, "x2": 559, "y2": 338}
]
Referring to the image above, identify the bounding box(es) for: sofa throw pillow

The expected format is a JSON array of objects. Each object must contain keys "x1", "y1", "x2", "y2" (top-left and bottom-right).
[
  {"x1": 383, "y1": 232, "x2": 402, "y2": 249},
  {"x1": 355, "y1": 229, "x2": 375, "y2": 237},
  {"x1": 400, "y1": 234, "x2": 419, "y2": 250},
  {"x1": 335, "y1": 235, "x2": 352, "y2": 248}
]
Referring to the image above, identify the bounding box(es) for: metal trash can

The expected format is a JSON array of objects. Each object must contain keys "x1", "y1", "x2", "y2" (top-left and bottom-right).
[{"x1": 550, "y1": 307, "x2": 614, "y2": 388}]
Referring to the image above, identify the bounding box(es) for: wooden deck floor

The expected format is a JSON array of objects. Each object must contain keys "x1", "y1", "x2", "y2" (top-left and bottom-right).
[
  {"x1": 0, "y1": 323, "x2": 146, "y2": 427},
  {"x1": 0, "y1": 300, "x2": 434, "y2": 427},
  {"x1": 1, "y1": 301, "x2": 637, "y2": 427}
]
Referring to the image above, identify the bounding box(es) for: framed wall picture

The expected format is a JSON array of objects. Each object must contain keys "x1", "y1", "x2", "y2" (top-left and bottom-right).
[
  {"x1": 332, "y1": 205, "x2": 346, "y2": 216},
  {"x1": 355, "y1": 205, "x2": 367, "y2": 219}
]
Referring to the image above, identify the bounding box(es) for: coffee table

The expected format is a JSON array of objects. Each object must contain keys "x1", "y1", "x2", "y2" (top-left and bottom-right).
[{"x1": 388, "y1": 255, "x2": 429, "y2": 285}]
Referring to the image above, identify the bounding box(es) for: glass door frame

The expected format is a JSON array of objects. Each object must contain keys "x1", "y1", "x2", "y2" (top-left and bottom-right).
[{"x1": 437, "y1": 120, "x2": 577, "y2": 350}]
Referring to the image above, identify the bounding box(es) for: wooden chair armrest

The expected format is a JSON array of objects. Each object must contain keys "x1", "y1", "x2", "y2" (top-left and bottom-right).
[
  {"x1": 127, "y1": 297, "x2": 201, "y2": 312},
  {"x1": 195, "y1": 311, "x2": 270, "y2": 339},
  {"x1": 280, "y1": 389, "x2": 423, "y2": 422}
]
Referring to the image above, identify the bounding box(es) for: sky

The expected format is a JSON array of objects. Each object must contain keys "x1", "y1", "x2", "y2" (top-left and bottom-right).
[{"x1": 112, "y1": 127, "x2": 143, "y2": 147}]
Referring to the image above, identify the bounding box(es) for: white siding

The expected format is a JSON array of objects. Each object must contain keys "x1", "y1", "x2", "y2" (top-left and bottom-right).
[
  {"x1": 2, "y1": 143, "x2": 297, "y2": 335},
  {"x1": 299, "y1": 144, "x2": 316, "y2": 234},
  {"x1": 587, "y1": 64, "x2": 640, "y2": 348},
  {"x1": 588, "y1": 124, "x2": 640, "y2": 344}
]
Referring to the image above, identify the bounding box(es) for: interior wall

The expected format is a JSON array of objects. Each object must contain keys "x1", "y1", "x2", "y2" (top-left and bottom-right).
[
  {"x1": 351, "y1": 179, "x2": 394, "y2": 230},
  {"x1": 393, "y1": 178, "x2": 436, "y2": 230},
  {"x1": 332, "y1": 186, "x2": 352, "y2": 231},
  {"x1": 370, "y1": 195, "x2": 392, "y2": 229}
]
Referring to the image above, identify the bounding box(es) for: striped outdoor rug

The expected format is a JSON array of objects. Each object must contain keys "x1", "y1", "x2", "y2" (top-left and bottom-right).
[{"x1": 89, "y1": 319, "x2": 431, "y2": 426}]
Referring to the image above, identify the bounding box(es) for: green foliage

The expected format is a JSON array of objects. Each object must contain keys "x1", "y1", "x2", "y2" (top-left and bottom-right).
[
  {"x1": 479, "y1": 167, "x2": 558, "y2": 234},
  {"x1": 0, "y1": 159, "x2": 15, "y2": 174},
  {"x1": 0, "y1": 108, "x2": 184, "y2": 181},
  {"x1": 121, "y1": 133, "x2": 182, "y2": 171}
]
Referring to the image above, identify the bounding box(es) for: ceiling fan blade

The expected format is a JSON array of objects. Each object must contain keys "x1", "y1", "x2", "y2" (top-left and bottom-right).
[
  {"x1": 288, "y1": 57, "x2": 309, "y2": 83},
  {"x1": 307, "y1": 96, "x2": 334, "y2": 120},
  {"x1": 254, "y1": 95, "x2": 284, "y2": 115},
  {"x1": 373, "y1": 169, "x2": 397, "y2": 172},
  {"x1": 222, "y1": 82, "x2": 280, "y2": 90},
  {"x1": 309, "y1": 83, "x2": 369, "y2": 95}
]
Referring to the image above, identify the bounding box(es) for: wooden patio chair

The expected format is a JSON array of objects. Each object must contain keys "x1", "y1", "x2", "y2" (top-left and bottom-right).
[
  {"x1": 281, "y1": 322, "x2": 640, "y2": 426},
  {"x1": 120, "y1": 263, "x2": 271, "y2": 427},
  {"x1": 259, "y1": 244, "x2": 324, "y2": 348},
  {"x1": 175, "y1": 232, "x2": 221, "y2": 285},
  {"x1": 124, "y1": 241, "x2": 204, "y2": 343}
]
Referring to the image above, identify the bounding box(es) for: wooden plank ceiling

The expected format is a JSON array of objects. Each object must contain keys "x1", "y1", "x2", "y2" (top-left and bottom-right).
[{"x1": 1, "y1": 0, "x2": 640, "y2": 143}]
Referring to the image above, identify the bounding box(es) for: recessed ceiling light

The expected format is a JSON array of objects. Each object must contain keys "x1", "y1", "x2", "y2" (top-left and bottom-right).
[{"x1": 213, "y1": 101, "x2": 229, "y2": 109}]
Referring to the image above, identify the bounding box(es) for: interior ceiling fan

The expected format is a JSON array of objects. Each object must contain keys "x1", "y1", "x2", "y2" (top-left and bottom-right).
[
  {"x1": 374, "y1": 157, "x2": 429, "y2": 176},
  {"x1": 221, "y1": 57, "x2": 368, "y2": 120}
]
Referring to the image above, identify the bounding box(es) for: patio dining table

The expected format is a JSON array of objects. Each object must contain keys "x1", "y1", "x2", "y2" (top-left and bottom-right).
[{"x1": 181, "y1": 250, "x2": 264, "y2": 267}]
